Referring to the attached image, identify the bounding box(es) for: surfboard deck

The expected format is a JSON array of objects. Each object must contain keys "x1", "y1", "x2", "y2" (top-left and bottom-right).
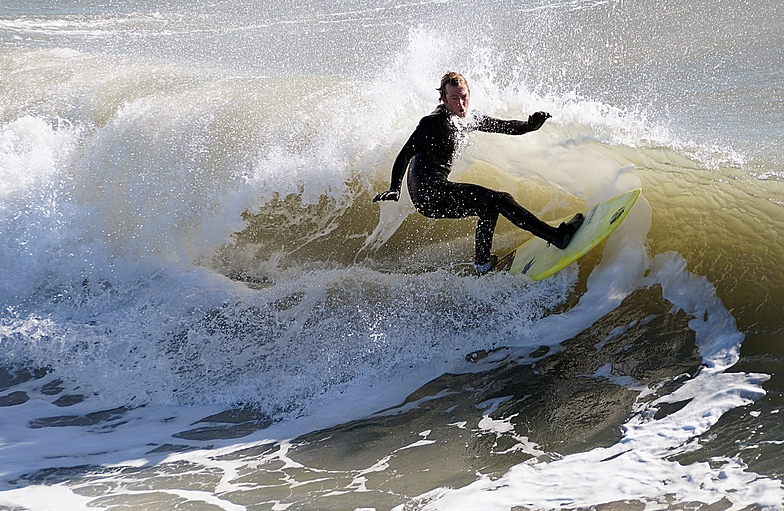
[{"x1": 495, "y1": 188, "x2": 641, "y2": 280}]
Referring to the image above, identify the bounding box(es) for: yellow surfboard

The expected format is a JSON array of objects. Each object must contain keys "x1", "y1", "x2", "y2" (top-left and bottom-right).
[{"x1": 496, "y1": 188, "x2": 641, "y2": 280}]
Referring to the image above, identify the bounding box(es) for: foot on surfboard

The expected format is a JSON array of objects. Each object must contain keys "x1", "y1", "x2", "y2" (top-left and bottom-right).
[
  {"x1": 473, "y1": 254, "x2": 498, "y2": 276},
  {"x1": 550, "y1": 213, "x2": 585, "y2": 250}
]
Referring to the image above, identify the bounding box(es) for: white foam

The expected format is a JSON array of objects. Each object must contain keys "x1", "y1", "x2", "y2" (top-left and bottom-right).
[{"x1": 401, "y1": 249, "x2": 781, "y2": 511}]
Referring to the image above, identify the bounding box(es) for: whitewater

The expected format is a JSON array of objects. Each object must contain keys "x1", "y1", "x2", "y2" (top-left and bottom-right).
[{"x1": 1, "y1": 0, "x2": 783, "y2": 510}]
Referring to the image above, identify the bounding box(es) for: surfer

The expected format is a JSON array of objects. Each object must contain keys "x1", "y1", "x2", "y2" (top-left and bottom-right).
[{"x1": 373, "y1": 71, "x2": 584, "y2": 275}]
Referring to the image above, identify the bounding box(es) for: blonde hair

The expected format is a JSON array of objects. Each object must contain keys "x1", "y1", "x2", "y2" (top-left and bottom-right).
[{"x1": 437, "y1": 71, "x2": 470, "y2": 102}]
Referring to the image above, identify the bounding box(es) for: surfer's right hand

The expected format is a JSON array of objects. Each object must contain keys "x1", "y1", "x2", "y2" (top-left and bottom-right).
[{"x1": 373, "y1": 190, "x2": 400, "y2": 202}]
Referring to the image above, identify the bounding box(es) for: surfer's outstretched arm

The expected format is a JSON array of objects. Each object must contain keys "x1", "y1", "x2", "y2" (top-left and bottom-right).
[{"x1": 476, "y1": 111, "x2": 551, "y2": 135}]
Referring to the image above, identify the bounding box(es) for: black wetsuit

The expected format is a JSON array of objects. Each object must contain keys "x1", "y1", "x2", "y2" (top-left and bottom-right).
[{"x1": 388, "y1": 104, "x2": 559, "y2": 265}]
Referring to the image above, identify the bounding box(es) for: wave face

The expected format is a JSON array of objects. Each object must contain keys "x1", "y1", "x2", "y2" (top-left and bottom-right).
[{"x1": 1, "y1": 0, "x2": 783, "y2": 510}]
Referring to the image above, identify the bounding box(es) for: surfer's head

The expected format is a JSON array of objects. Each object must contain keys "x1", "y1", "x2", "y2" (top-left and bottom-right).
[{"x1": 438, "y1": 71, "x2": 470, "y2": 118}]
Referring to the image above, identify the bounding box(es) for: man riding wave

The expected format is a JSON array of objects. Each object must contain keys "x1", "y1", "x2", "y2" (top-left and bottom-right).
[{"x1": 374, "y1": 71, "x2": 583, "y2": 275}]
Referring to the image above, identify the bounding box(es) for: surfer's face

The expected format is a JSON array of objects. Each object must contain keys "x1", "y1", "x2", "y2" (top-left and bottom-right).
[{"x1": 443, "y1": 83, "x2": 470, "y2": 118}]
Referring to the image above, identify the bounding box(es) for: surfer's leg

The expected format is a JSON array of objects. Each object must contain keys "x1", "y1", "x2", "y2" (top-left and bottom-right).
[
  {"x1": 495, "y1": 192, "x2": 583, "y2": 249},
  {"x1": 409, "y1": 181, "x2": 501, "y2": 268},
  {"x1": 409, "y1": 180, "x2": 580, "y2": 264},
  {"x1": 495, "y1": 192, "x2": 558, "y2": 241},
  {"x1": 474, "y1": 213, "x2": 498, "y2": 269}
]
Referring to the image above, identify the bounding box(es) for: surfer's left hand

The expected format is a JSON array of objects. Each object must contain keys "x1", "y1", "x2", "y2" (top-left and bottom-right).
[{"x1": 528, "y1": 111, "x2": 551, "y2": 130}]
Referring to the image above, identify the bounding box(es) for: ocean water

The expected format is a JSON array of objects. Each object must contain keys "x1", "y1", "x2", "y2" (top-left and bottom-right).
[{"x1": 1, "y1": 0, "x2": 783, "y2": 510}]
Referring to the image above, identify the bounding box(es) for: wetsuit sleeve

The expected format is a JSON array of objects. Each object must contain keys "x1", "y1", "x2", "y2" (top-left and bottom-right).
[
  {"x1": 388, "y1": 118, "x2": 429, "y2": 192},
  {"x1": 474, "y1": 112, "x2": 538, "y2": 135},
  {"x1": 388, "y1": 135, "x2": 415, "y2": 192}
]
